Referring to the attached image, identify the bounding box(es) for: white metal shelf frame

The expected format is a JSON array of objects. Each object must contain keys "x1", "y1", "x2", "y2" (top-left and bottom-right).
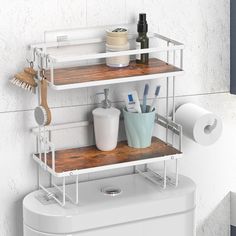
[
  {"x1": 29, "y1": 26, "x2": 185, "y2": 206},
  {"x1": 32, "y1": 113, "x2": 182, "y2": 177},
  {"x1": 31, "y1": 32, "x2": 184, "y2": 90},
  {"x1": 33, "y1": 113, "x2": 183, "y2": 206}
]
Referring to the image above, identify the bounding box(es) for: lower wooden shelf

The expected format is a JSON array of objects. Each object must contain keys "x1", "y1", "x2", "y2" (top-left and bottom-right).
[{"x1": 34, "y1": 137, "x2": 182, "y2": 177}]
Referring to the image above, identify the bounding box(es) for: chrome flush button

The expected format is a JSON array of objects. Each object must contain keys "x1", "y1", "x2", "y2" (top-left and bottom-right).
[{"x1": 101, "y1": 186, "x2": 122, "y2": 196}]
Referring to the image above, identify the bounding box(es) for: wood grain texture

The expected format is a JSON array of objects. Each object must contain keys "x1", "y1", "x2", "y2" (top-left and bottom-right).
[
  {"x1": 35, "y1": 137, "x2": 181, "y2": 173},
  {"x1": 46, "y1": 58, "x2": 182, "y2": 85}
]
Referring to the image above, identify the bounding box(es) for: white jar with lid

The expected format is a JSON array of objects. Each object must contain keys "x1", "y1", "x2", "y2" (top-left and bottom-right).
[
  {"x1": 92, "y1": 89, "x2": 120, "y2": 151},
  {"x1": 106, "y1": 28, "x2": 130, "y2": 68},
  {"x1": 106, "y1": 43, "x2": 130, "y2": 67}
]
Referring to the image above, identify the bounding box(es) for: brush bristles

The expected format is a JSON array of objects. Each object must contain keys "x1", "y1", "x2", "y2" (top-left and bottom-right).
[{"x1": 10, "y1": 77, "x2": 35, "y2": 93}]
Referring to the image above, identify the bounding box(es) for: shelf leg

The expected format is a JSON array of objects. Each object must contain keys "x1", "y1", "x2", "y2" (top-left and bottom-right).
[
  {"x1": 175, "y1": 159, "x2": 179, "y2": 187},
  {"x1": 180, "y1": 49, "x2": 184, "y2": 69},
  {"x1": 36, "y1": 131, "x2": 40, "y2": 189},
  {"x1": 39, "y1": 183, "x2": 64, "y2": 207},
  {"x1": 37, "y1": 166, "x2": 41, "y2": 190},
  {"x1": 38, "y1": 126, "x2": 42, "y2": 161},
  {"x1": 43, "y1": 127, "x2": 47, "y2": 169},
  {"x1": 37, "y1": 166, "x2": 40, "y2": 190},
  {"x1": 76, "y1": 175, "x2": 79, "y2": 205},
  {"x1": 62, "y1": 177, "x2": 66, "y2": 206},
  {"x1": 179, "y1": 125, "x2": 183, "y2": 152},
  {"x1": 50, "y1": 63, "x2": 54, "y2": 85},
  {"x1": 50, "y1": 174, "x2": 53, "y2": 188},
  {"x1": 172, "y1": 48, "x2": 176, "y2": 147},
  {"x1": 166, "y1": 77, "x2": 169, "y2": 145},
  {"x1": 163, "y1": 161, "x2": 167, "y2": 189},
  {"x1": 52, "y1": 180, "x2": 76, "y2": 205},
  {"x1": 166, "y1": 41, "x2": 170, "y2": 145},
  {"x1": 48, "y1": 130, "x2": 52, "y2": 143},
  {"x1": 136, "y1": 167, "x2": 160, "y2": 185},
  {"x1": 167, "y1": 41, "x2": 170, "y2": 64},
  {"x1": 52, "y1": 148, "x2": 55, "y2": 172},
  {"x1": 171, "y1": 76, "x2": 175, "y2": 147},
  {"x1": 144, "y1": 164, "x2": 148, "y2": 172}
]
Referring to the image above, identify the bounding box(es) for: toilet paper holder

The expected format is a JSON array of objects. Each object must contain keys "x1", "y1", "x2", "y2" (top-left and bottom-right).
[
  {"x1": 175, "y1": 103, "x2": 223, "y2": 146},
  {"x1": 204, "y1": 119, "x2": 217, "y2": 134}
]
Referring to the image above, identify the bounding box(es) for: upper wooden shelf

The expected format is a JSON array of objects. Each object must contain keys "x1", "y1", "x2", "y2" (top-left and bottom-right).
[
  {"x1": 45, "y1": 58, "x2": 184, "y2": 90},
  {"x1": 34, "y1": 137, "x2": 182, "y2": 177}
]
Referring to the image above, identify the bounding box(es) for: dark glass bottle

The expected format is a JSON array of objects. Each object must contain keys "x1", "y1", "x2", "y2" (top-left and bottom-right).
[{"x1": 136, "y1": 13, "x2": 149, "y2": 64}]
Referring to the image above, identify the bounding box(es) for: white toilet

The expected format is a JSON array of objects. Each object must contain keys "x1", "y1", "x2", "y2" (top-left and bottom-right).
[{"x1": 23, "y1": 173, "x2": 196, "y2": 236}]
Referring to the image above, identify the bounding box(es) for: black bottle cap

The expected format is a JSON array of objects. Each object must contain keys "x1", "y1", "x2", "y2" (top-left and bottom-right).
[
  {"x1": 139, "y1": 13, "x2": 146, "y2": 22},
  {"x1": 137, "y1": 13, "x2": 148, "y2": 33}
]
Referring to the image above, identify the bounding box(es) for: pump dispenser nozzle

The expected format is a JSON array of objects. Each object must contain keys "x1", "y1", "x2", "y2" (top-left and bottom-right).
[
  {"x1": 96, "y1": 88, "x2": 111, "y2": 109},
  {"x1": 138, "y1": 13, "x2": 148, "y2": 33}
]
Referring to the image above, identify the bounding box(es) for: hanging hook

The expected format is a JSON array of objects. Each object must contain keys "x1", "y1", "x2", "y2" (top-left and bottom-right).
[
  {"x1": 40, "y1": 69, "x2": 46, "y2": 80},
  {"x1": 33, "y1": 48, "x2": 36, "y2": 62},
  {"x1": 45, "y1": 55, "x2": 49, "y2": 69},
  {"x1": 26, "y1": 59, "x2": 34, "y2": 68},
  {"x1": 30, "y1": 61, "x2": 34, "y2": 68}
]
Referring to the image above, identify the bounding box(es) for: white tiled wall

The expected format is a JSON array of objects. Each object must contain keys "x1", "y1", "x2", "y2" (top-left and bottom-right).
[{"x1": 0, "y1": 0, "x2": 232, "y2": 235}]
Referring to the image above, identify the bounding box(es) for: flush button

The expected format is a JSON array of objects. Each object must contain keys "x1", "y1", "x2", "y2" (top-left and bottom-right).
[{"x1": 101, "y1": 186, "x2": 122, "y2": 196}]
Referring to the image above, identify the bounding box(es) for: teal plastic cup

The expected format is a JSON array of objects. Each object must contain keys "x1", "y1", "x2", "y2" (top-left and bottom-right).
[{"x1": 123, "y1": 106, "x2": 155, "y2": 148}]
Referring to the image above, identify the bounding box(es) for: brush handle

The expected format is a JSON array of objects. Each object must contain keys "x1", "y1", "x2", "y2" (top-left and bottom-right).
[
  {"x1": 41, "y1": 79, "x2": 48, "y2": 106},
  {"x1": 40, "y1": 79, "x2": 51, "y2": 125},
  {"x1": 142, "y1": 95, "x2": 147, "y2": 113}
]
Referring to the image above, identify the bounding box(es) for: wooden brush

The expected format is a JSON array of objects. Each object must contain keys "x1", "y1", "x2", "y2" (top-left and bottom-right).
[
  {"x1": 10, "y1": 66, "x2": 37, "y2": 93},
  {"x1": 34, "y1": 79, "x2": 51, "y2": 126}
]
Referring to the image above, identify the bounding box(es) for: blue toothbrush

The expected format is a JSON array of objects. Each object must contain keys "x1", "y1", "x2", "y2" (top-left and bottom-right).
[
  {"x1": 142, "y1": 84, "x2": 149, "y2": 113},
  {"x1": 149, "y1": 86, "x2": 161, "y2": 112}
]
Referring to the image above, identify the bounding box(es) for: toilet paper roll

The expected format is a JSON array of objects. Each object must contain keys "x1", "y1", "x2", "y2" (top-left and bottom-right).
[{"x1": 175, "y1": 103, "x2": 223, "y2": 146}]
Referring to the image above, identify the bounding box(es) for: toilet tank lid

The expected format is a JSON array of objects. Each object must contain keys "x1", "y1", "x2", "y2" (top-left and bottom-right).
[{"x1": 23, "y1": 174, "x2": 196, "y2": 234}]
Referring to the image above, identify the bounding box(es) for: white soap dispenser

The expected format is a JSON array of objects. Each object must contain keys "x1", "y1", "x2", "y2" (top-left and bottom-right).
[{"x1": 92, "y1": 89, "x2": 121, "y2": 151}]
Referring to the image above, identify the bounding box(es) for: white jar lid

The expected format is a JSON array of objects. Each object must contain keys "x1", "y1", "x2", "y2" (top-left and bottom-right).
[
  {"x1": 106, "y1": 28, "x2": 128, "y2": 37},
  {"x1": 92, "y1": 107, "x2": 121, "y2": 118}
]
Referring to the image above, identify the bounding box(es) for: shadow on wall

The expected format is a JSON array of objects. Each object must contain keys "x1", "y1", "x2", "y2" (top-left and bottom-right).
[
  {"x1": 197, "y1": 193, "x2": 230, "y2": 236},
  {"x1": 16, "y1": 198, "x2": 23, "y2": 236},
  {"x1": 0, "y1": 198, "x2": 24, "y2": 236}
]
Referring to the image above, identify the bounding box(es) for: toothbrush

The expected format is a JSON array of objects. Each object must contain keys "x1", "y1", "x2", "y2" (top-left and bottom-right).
[
  {"x1": 149, "y1": 86, "x2": 161, "y2": 112},
  {"x1": 142, "y1": 84, "x2": 149, "y2": 113}
]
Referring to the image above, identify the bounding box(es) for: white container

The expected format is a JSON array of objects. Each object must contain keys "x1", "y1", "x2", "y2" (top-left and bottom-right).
[
  {"x1": 105, "y1": 28, "x2": 130, "y2": 67},
  {"x1": 106, "y1": 43, "x2": 130, "y2": 67},
  {"x1": 23, "y1": 174, "x2": 196, "y2": 236},
  {"x1": 93, "y1": 107, "x2": 120, "y2": 151}
]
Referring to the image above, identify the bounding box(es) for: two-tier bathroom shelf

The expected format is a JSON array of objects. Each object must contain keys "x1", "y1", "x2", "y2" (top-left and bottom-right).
[{"x1": 30, "y1": 24, "x2": 184, "y2": 206}]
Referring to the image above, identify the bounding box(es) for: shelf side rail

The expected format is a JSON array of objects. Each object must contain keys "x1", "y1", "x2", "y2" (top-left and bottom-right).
[
  {"x1": 155, "y1": 113, "x2": 182, "y2": 152},
  {"x1": 46, "y1": 45, "x2": 184, "y2": 63}
]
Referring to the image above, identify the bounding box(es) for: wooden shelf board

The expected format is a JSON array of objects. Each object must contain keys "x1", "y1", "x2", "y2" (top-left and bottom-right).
[
  {"x1": 35, "y1": 137, "x2": 181, "y2": 174},
  {"x1": 46, "y1": 58, "x2": 182, "y2": 87}
]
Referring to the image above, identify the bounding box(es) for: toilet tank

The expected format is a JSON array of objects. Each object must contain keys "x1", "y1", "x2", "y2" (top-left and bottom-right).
[{"x1": 23, "y1": 173, "x2": 196, "y2": 236}]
